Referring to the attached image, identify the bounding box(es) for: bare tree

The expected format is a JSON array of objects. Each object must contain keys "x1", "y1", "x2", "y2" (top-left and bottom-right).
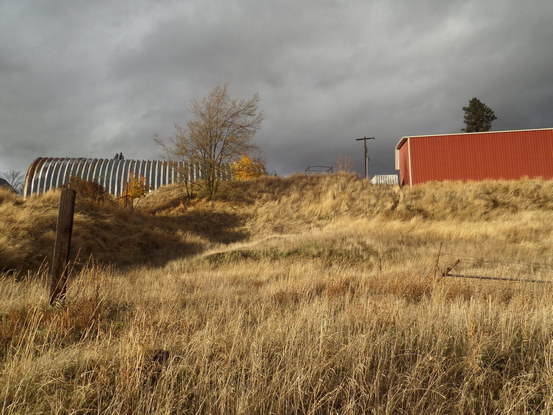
[
  {"x1": 1, "y1": 169, "x2": 23, "y2": 194},
  {"x1": 334, "y1": 155, "x2": 355, "y2": 173},
  {"x1": 157, "y1": 85, "x2": 263, "y2": 198}
]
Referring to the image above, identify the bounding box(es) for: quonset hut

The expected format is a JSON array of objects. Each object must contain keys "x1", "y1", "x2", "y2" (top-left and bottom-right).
[
  {"x1": 23, "y1": 157, "x2": 232, "y2": 198},
  {"x1": 395, "y1": 128, "x2": 553, "y2": 186}
]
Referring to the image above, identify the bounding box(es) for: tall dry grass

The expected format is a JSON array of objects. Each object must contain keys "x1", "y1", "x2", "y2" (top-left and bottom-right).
[
  {"x1": 0, "y1": 188, "x2": 217, "y2": 274},
  {"x1": 1, "y1": 175, "x2": 553, "y2": 414}
]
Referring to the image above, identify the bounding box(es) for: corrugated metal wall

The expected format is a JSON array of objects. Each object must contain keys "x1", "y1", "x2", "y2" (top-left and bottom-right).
[
  {"x1": 397, "y1": 129, "x2": 553, "y2": 185},
  {"x1": 23, "y1": 158, "x2": 233, "y2": 198},
  {"x1": 398, "y1": 142, "x2": 411, "y2": 186}
]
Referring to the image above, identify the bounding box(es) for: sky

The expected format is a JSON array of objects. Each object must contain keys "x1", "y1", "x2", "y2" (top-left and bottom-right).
[{"x1": 1, "y1": 0, "x2": 552, "y2": 179}]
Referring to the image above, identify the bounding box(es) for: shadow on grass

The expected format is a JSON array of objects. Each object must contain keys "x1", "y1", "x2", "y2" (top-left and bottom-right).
[
  {"x1": 72, "y1": 209, "x2": 249, "y2": 271},
  {"x1": 148, "y1": 210, "x2": 249, "y2": 245},
  {"x1": 4, "y1": 205, "x2": 249, "y2": 276}
]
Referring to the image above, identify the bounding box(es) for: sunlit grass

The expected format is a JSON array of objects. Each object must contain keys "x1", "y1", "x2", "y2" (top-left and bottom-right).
[{"x1": 1, "y1": 176, "x2": 552, "y2": 414}]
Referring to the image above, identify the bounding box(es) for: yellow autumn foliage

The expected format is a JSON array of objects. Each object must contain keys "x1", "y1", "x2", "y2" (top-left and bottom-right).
[
  {"x1": 232, "y1": 155, "x2": 266, "y2": 181},
  {"x1": 122, "y1": 172, "x2": 149, "y2": 209}
]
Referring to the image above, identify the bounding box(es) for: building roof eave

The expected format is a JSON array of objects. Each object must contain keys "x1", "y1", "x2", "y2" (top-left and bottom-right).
[
  {"x1": 395, "y1": 127, "x2": 553, "y2": 149},
  {"x1": 395, "y1": 136, "x2": 409, "y2": 150}
]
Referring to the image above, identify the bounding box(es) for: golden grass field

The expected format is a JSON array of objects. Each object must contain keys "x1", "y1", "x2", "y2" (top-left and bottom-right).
[{"x1": 1, "y1": 174, "x2": 553, "y2": 414}]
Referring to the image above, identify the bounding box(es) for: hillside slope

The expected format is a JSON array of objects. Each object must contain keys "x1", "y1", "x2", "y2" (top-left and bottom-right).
[
  {"x1": 1, "y1": 174, "x2": 552, "y2": 274},
  {"x1": 2, "y1": 175, "x2": 553, "y2": 414}
]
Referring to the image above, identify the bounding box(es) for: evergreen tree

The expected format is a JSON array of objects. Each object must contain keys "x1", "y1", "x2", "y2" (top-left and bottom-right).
[{"x1": 462, "y1": 97, "x2": 497, "y2": 132}]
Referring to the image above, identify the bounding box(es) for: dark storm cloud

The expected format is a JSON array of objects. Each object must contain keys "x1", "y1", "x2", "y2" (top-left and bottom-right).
[{"x1": 1, "y1": 0, "x2": 552, "y2": 178}]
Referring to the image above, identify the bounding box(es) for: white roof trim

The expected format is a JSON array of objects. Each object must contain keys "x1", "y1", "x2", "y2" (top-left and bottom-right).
[{"x1": 394, "y1": 127, "x2": 553, "y2": 150}]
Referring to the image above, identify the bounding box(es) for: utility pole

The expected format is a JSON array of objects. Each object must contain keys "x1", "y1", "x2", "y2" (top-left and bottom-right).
[{"x1": 355, "y1": 136, "x2": 375, "y2": 179}]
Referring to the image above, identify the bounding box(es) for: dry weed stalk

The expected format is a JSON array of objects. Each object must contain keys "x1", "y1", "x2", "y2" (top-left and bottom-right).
[{"x1": 0, "y1": 176, "x2": 552, "y2": 413}]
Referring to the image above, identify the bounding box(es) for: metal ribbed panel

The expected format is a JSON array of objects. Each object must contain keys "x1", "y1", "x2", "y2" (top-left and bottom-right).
[
  {"x1": 66, "y1": 159, "x2": 81, "y2": 187},
  {"x1": 107, "y1": 160, "x2": 118, "y2": 195},
  {"x1": 73, "y1": 159, "x2": 87, "y2": 183},
  {"x1": 102, "y1": 160, "x2": 110, "y2": 193},
  {"x1": 36, "y1": 158, "x2": 52, "y2": 195},
  {"x1": 136, "y1": 160, "x2": 143, "y2": 178},
  {"x1": 92, "y1": 159, "x2": 103, "y2": 184},
  {"x1": 23, "y1": 158, "x2": 42, "y2": 197},
  {"x1": 59, "y1": 159, "x2": 72, "y2": 189},
  {"x1": 54, "y1": 159, "x2": 68, "y2": 189},
  {"x1": 398, "y1": 144, "x2": 410, "y2": 186},
  {"x1": 46, "y1": 158, "x2": 61, "y2": 193},
  {"x1": 154, "y1": 160, "x2": 160, "y2": 190},
  {"x1": 146, "y1": 160, "x2": 153, "y2": 190},
  {"x1": 30, "y1": 158, "x2": 43, "y2": 195},
  {"x1": 397, "y1": 129, "x2": 553, "y2": 185},
  {"x1": 85, "y1": 158, "x2": 97, "y2": 182},
  {"x1": 112, "y1": 160, "x2": 121, "y2": 196},
  {"x1": 97, "y1": 159, "x2": 106, "y2": 189},
  {"x1": 23, "y1": 157, "x2": 232, "y2": 198},
  {"x1": 128, "y1": 160, "x2": 136, "y2": 186}
]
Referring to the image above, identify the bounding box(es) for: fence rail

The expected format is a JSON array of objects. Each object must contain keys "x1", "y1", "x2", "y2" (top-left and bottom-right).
[
  {"x1": 371, "y1": 175, "x2": 399, "y2": 185},
  {"x1": 437, "y1": 250, "x2": 553, "y2": 285}
]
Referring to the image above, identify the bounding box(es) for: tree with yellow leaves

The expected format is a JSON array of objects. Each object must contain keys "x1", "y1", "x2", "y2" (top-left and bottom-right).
[
  {"x1": 232, "y1": 155, "x2": 266, "y2": 181},
  {"x1": 122, "y1": 172, "x2": 149, "y2": 210},
  {"x1": 156, "y1": 85, "x2": 264, "y2": 198}
]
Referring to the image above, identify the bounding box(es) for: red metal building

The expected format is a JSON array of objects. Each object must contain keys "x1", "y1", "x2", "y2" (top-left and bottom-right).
[{"x1": 395, "y1": 128, "x2": 553, "y2": 186}]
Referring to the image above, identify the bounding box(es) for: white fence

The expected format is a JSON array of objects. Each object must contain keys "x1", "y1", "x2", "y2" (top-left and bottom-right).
[{"x1": 371, "y1": 175, "x2": 399, "y2": 185}]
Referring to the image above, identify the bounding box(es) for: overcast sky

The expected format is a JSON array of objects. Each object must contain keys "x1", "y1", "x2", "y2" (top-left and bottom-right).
[{"x1": 1, "y1": 0, "x2": 552, "y2": 178}]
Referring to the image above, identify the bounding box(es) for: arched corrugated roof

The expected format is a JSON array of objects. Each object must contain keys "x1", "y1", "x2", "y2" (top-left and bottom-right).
[{"x1": 23, "y1": 158, "x2": 233, "y2": 198}]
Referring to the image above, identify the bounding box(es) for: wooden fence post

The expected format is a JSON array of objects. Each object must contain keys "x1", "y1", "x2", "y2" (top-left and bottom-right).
[{"x1": 50, "y1": 188, "x2": 76, "y2": 305}]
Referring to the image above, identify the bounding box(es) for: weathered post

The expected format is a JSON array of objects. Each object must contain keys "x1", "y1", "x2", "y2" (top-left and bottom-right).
[
  {"x1": 50, "y1": 188, "x2": 76, "y2": 305},
  {"x1": 354, "y1": 136, "x2": 375, "y2": 179}
]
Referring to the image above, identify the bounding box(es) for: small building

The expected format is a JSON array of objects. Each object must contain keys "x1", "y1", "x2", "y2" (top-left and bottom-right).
[
  {"x1": 22, "y1": 157, "x2": 233, "y2": 198},
  {"x1": 371, "y1": 175, "x2": 398, "y2": 185},
  {"x1": 395, "y1": 128, "x2": 553, "y2": 186}
]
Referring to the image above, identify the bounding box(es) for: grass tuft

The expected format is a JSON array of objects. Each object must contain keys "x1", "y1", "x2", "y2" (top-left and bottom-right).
[{"x1": 1, "y1": 175, "x2": 552, "y2": 413}]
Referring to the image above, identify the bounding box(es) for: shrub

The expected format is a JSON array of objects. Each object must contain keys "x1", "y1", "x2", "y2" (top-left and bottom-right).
[
  {"x1": 121, "y1": 172, "x2": 149, "y2": 210},
  {"x1": 68, "y1": 177, "x2": 111, "y2": 203},
  {"x1": 232, "y1": 155, "x2": 266, "y2": 181}
]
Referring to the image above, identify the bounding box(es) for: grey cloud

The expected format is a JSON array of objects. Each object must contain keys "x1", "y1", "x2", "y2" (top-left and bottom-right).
[{"x1": 1, "y1": 0, "x2": 552, "y2": 178}]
